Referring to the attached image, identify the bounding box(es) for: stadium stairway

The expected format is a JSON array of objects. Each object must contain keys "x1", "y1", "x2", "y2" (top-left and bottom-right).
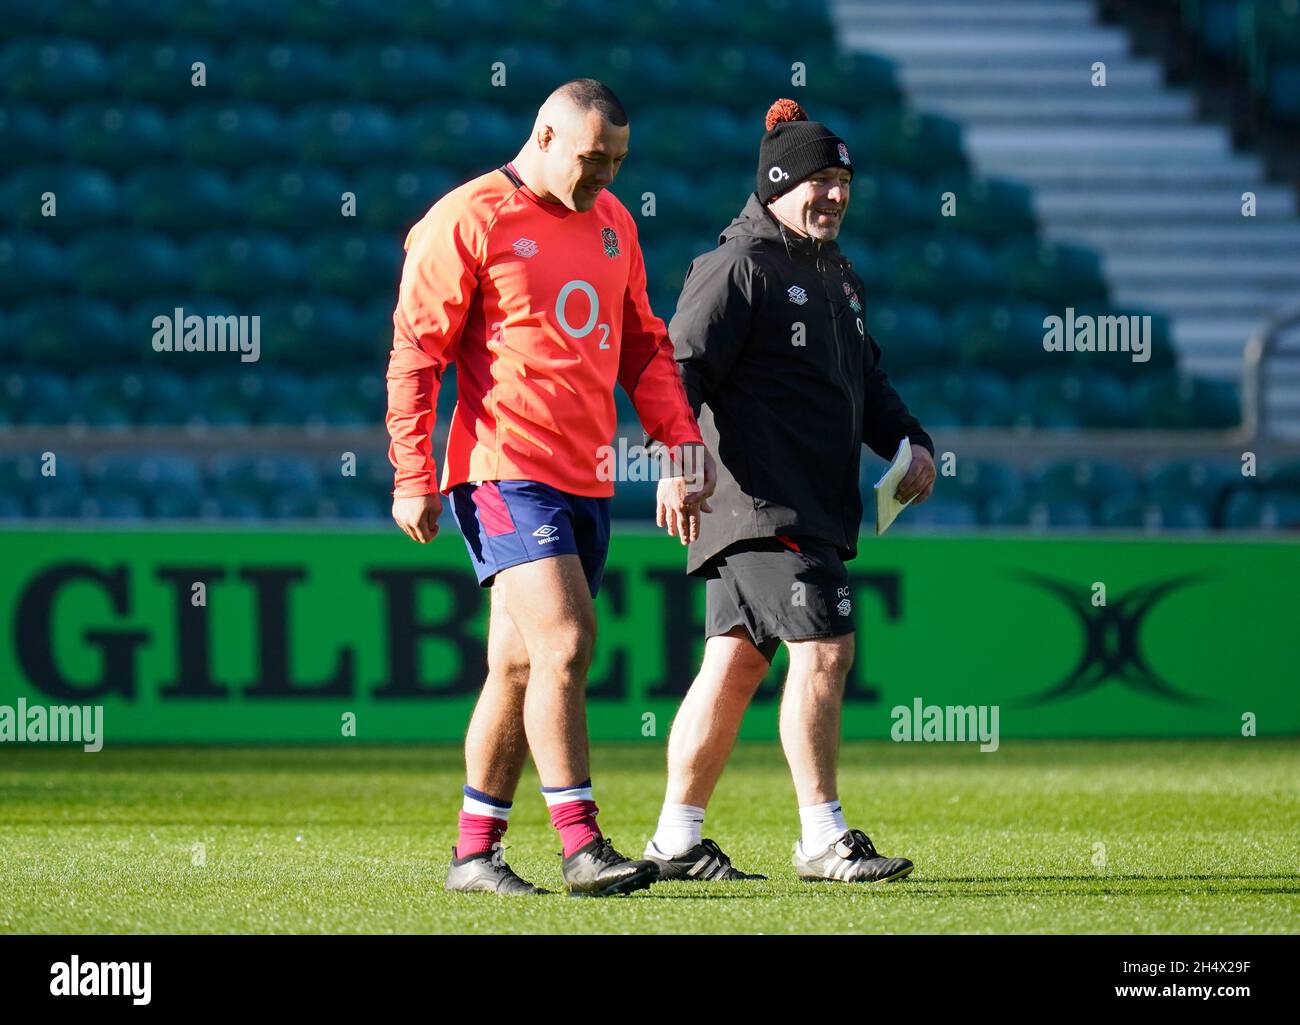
[{"x1": 830, "y1": 0, "x2": 1300, "y2": 436}]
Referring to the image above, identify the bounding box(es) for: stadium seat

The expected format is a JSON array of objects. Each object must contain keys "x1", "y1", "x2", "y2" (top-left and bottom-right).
[
  {"x1": 864, "y1": 301, "x2": 952, "y2": 375},
  {"x1": 354, "y1": 167, "x2": 456, "y2": 230},
  {"x1": 450, "y1": 43, "x2": 573, "y2": 106},
  {"x1": 290, "y1": 104, "x2": 404, "y2": 166},
  {"x1": 113, "y1": 41, "x2": 221, "y2": 104},
  {"x1": 0, "y1": 234, "x2": 70, "y2": 301},
  {"x1": 1145, "y1": 459, "x2": 1236, "y2": 506},
  {"x1": 188, "y1": 232, "x2": 301, "y2": 299},
  {"x1": 240, "y1": 166, "x2": 346, "y2": 230},
  {"x1": 929, "y1": 175, "x2": 1037, "y2": 242},
  {"x1": 13, "y1": 298, "x2": 130, "y2": 370},
  {"x1": 842, "y1": 170, "x2": 934, "y2": 241},
  {"x1": 0, "y1": 368, "x2": 75, "y2": 425},
  {"x1": 883, "y1": 235, "x2": 1001, "y2": 308},
  {"x1": 342, "y1": 43, "x2": 460, "y2": 106},
  {"x1": 1097, "y1": 497, "x2": 1210, "y2": 531},
  {"x1": 228, "y1": 42, "x2": 348, "y2": 105},
  {"x1": 0, "y1": 104, "x2": 64, "y2": 169},
  {"x1": 122, "y1": 166, "x2": 235, "y2": 234},
  {"x1": 2, "y1": 165, "x2": 117, "y2": 232},
  {"x1": 948, "y1": 301, "x2": 1053, "y2": 376},
  {"x1": 210, "y1": 453, "x2": 321, "y2": 503},
  {"x1": 256, "y1": 297, "x2": 366, "y2": 369},
  {"x1": 61, "y1": 103, "x2": 173, "y2": 169},
  {"x1": 71, "y1": 231, "x2": 189, "y2": 299},
  {"x1": 864, "y1": 110, "x2": 967, "y2": 175},
  {"x1": 948, "y1": 459, "x2": 1027, "y2": 518},
  {"x1": 1134, "y1": 374, "x2": 1241, "y2": 430},
  {"x1": 1032, "y1": 459, "x2": 1141, "y2": 509},
  {"x1": 177, "y1": 104, "x2": 293, "y2": 167},
  {"x1": 303, "y1": 232, "x2": 403, "y2": 300},
  {"x1": 999, "y1": 239, "x2": 1107, "y2": 307},
  {"x1": 2, "y1": 39, "x2": 109, "y2": 103},
  {"x1": 406, "y1": 104, "x2": 524, "y2": 173},
  {"x1": 1223, "y1": 490, "x2": 1300, "y2": 529},
  {"x1": 895, "y1": 497, "x2": 979, "y2": 528}
]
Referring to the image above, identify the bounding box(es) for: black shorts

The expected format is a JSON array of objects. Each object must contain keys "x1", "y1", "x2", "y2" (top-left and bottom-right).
[{"x1": 703, "y1": 535, "x2": 855, "y2": 662}]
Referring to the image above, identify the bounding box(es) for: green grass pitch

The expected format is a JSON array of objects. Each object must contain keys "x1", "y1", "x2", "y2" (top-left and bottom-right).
[{"x1": 2, "y1": 740, "x2": 1297, "y2": 934}]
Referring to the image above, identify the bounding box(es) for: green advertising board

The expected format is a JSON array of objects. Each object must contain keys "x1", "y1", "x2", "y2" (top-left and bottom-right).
[{"x1": 1, "y1": 528, "x2": 1297, "y2": 743}]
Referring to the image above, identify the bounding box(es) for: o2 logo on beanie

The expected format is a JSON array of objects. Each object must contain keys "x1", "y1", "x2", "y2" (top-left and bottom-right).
[
  {"x1": 768, "y1": 165, "x2": 790, "y2": 183},
  {"x1": 600, "y1": 226, "x2": 620, "y2": 259},
  {"x1": 838, "y1": 142, "x2": 851, "y2": 165}
]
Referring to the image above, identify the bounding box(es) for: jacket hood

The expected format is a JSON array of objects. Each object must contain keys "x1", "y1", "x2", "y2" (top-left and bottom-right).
[
  {"x1": 720, "y1": 192, "x2": 783, "y2": 244},
  {"x1": 719, "y1": 191, "x2": 842, "y2": 263}
]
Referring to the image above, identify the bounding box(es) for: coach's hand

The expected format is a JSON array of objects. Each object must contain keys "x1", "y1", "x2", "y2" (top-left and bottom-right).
[
  {"x1": 392, "y1": 492, "x2": 442, "y2": 543},
  {"x1": 656, "y1": 442, "x2": 716, "y2": 546},
  {"x1": 895, "y1": 445, "x2": 936, "y2": 506}
]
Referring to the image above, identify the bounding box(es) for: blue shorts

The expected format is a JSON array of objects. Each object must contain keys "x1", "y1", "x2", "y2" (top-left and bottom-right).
[{"x1": 448, "y1": 480, "x2": 612, "y2": 597}]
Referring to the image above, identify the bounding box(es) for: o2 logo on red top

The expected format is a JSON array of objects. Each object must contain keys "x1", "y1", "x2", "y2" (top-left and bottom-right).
[{"x1": 556, "y1": 279, "x2": 610, "y2": 350}]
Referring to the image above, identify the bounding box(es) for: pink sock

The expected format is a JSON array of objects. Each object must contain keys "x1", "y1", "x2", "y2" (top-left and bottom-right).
[
  {"x1": 455, "y1": 786, "x2": 511, "y2": 858},
  {"x1": 541, "y1": 781, "x2": 602, "y2": 857}
]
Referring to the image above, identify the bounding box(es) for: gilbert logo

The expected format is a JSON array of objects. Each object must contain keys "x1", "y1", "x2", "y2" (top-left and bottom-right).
[
  {"x1": 532, "y1": 524, "x2": 559, "y2": 545},
  {"x1": 50, "y1": 956, "x2": 151, "y2": 1005},
  {"x1": 512, "y1": 237, "x2": 538, "y2": 258},
  {"x1": 787, "y1": 285, "x2": 808, "y2": 306}
]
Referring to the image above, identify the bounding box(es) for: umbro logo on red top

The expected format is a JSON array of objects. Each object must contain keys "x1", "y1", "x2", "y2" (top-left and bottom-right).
[{"x1": 512, "y1": 237, "x2": 539, "y2": 258}]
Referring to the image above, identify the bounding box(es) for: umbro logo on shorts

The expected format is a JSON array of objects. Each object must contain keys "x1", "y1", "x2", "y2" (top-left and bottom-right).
[
  {"x1": 512, "y1": 237, "x2": 539, "y2": 258},
  {"x1": 836, "y1": 598, "x2": 852, "y2": 616},
  {"x1": 533, "y1": 524, "x2": 559, "y2": 544},
  {"x1": 787, "y1": 285, "x2": 808, "y2": 306}
]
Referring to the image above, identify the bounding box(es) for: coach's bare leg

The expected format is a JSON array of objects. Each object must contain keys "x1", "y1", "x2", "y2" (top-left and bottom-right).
[
  {"x1": 779, "y1": 634, "x2": 855, "y2": 806},
  {"x1": 492, "y1": 555, "x2": 595, "y2": 787},
  {"x1": 662, "y1": 627, "x2": 770, "y2": 807},
  {"x1": 464, "y1": 585, "x2": 531, "y2": 800}
]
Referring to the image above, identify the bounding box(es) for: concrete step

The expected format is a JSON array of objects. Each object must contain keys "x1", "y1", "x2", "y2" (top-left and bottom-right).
[
  {"x1": 840, "y1": 27, "x2": 1132, "y2": 60},
  {"x1": 1048, "y1": 224, "x2": 1300, "y2": 255},
  {"x1": 968, "y1": 124, "x2": 1231, "y2": 157},
  {"x1": 901, "y1": 63, "x2": 1165, "y2": 91},
  {"x1": 1022, "y1": 160, "x2": 1264, "y2": 189},
  {"x1": 1119, "y1": 287, "x2": 1285, "y2": 317},
  {"x1": 831, "y1": 0, "x2": 1096, "y2": 29},
  {"x1": 914, "y1": 92, "x2": 1197, "y2": 125},
  {"x1": 1104, "y1": 255, "x2": 1300, "y2": 287},
  {"x1": 1031, "y1": 187, "x2": 1298, "y2": 222}
]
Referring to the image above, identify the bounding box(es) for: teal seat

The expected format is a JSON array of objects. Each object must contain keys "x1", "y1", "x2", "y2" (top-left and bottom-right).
[
  {"x1": 407, "y1": 105, "x2": 525, "y2": 173},
  {"x1": 113, "y1": 42, "x2": 220, "y2": 104},
  {"x1": 355, "y1": 166, "x2": 456, "y2": 229},
  {"x1": 61, "y1": 103, "x2": 173, "y2": 169},
  {"x1": 865, "y1": 110, "x2": 967, "y2": 174},
  {"x1": 189, "y1": 232, "x2": 300, "y2": 299},
  {"x1": 948, "y1": 300, "x2": 1053, "y2": 375},
  {"x1": 1133, "y1": 374, "x2": 1241, "y2": 429},
  {"x1": 864, "y1": 301, "x2": 950, "y2": 375},
  {"x1": 3, "y1": 165, "x2": 117, "y2": 232},
  {"x1": 1032, "y1": 459, "x2": 1140, "y2": 507},
  {"x1": 291, "y1": 104, "x2": 403, "y2": 167},
  {"x1": 0, "y1": 234, "x2": 69, "y2": 300},
  {"x1": 343, "y1": 43, "x2": 460, "y2": 107},
  {"x1": 174, "y1": 0, "x2": 288, "y2": 40},
  {"x1": 998, "y1": 239, "x2": 1107, "y2": 306},
  {"x1": 72, "y1": 231, "x2": 188, "y2": 299},
  {"x1": 240, "y1": 167, "x2": 346, "y2": 230},
  {"x1": 1145, "y1": 459, "x2": 1236, "y2": 506},
  {"x1": 929, "y1": 176, "x2": 1036, "y2": 241},
  {"x1": 124, "y1": 166, "x2": 234, "y2": 233},
  {"x1": 947, "y1": 459, "x2": 1025, "y2": 511},
  {"x1": 842, "y1": 170, "x2": 934, "y2": 241},
  {"x1": 16, "y1": 297, "x2": 129, "y2": 369},
  {"x1": 884, "y1": 235, "x2": 1001, "y2": 307},
  {"x1": 2, "y1": 39, "x2": 108, "y2": 103},
  {"x1": 178, "y1": 104, "x2": 292, "y2": 167},
  {"x1": 228, "y1": 42, "x2": 347, "y2": 105},
  {"x1": 303, "y1": 232, "x2": 403, "y2": 300},
  {"x1": 0, "y1": 105, "x2": 63, "y2": 169}
]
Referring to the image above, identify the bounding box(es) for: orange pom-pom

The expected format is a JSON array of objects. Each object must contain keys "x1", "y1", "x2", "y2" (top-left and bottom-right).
[{"x1": 765, "y1": 98, "x2": 807, "y2": 131}]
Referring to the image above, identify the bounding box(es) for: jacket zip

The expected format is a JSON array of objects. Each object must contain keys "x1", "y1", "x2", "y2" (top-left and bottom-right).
[{"x1": 815, "y1": 243, "x2": 860, "y2": 544}]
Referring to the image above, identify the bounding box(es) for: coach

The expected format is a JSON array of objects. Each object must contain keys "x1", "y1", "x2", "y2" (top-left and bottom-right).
[{"x1": 644, "y1": 99, "x2": 936, "y2": 883}]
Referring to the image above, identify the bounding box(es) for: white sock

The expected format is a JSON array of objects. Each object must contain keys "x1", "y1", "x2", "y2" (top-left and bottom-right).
[
  {"x1": 646, "y1": 803, "x2": 706, "y2": 857},
  {"x1": 799, "y1": 799, "x2": 848, "y2": 854}
]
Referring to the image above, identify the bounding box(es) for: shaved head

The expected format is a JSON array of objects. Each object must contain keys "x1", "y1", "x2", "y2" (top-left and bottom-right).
[{"x1": 513, "y1": 79, "x2": 630, "y2": 212}]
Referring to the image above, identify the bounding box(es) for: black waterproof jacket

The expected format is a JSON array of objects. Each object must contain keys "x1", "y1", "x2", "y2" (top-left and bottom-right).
[{"x1": 667, "y1": 192, "x2": 934, "y2": 574}]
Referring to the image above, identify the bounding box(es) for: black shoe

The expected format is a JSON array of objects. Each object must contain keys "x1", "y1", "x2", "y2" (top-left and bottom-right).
[
  {"x1": 445, "y1": 843, "x2": 550, "y2": 895},
  {"x1": 645, "y1": 838, "x2": 767, "y2": 881},
  {"x1": 793, "y1": 829, "x2": 914, "y2": 883},
  {"x1": 561, "y1": 837, "x2": 660, "y2": 897}
]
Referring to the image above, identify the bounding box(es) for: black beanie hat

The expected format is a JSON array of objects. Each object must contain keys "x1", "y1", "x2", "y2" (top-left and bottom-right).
[{"x1": 757, "y1": 98, "x2": 853, "y2": 203}]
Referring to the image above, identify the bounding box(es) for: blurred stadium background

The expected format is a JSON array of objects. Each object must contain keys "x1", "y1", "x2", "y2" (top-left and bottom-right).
[{"x1": 2, "y1": 0, "x2": 1300, "y2": 532}]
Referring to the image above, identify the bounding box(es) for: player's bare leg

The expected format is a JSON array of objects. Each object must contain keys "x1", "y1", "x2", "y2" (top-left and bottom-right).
[
  {"x1": 782, "y1": 633, "x2": 913, "y2": 883},
  {"x1": 494, "y1": 554, "x2": 659, "y2": 895},
  {"x1": 445, "y1": 586, "x2": 548, "y2": 894},
  {"x1": 779, "y1": 634, "x2": 854, "y2": 807},
  {"x1": 463, "y1": 585, "x2": 531, "y2": 800},
  {"x1": 643, "y1": 628, "x2": 770, "y2": 879},
  {"x1": 664, "y1": 628, "x2": 768, "y2": 807}
]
